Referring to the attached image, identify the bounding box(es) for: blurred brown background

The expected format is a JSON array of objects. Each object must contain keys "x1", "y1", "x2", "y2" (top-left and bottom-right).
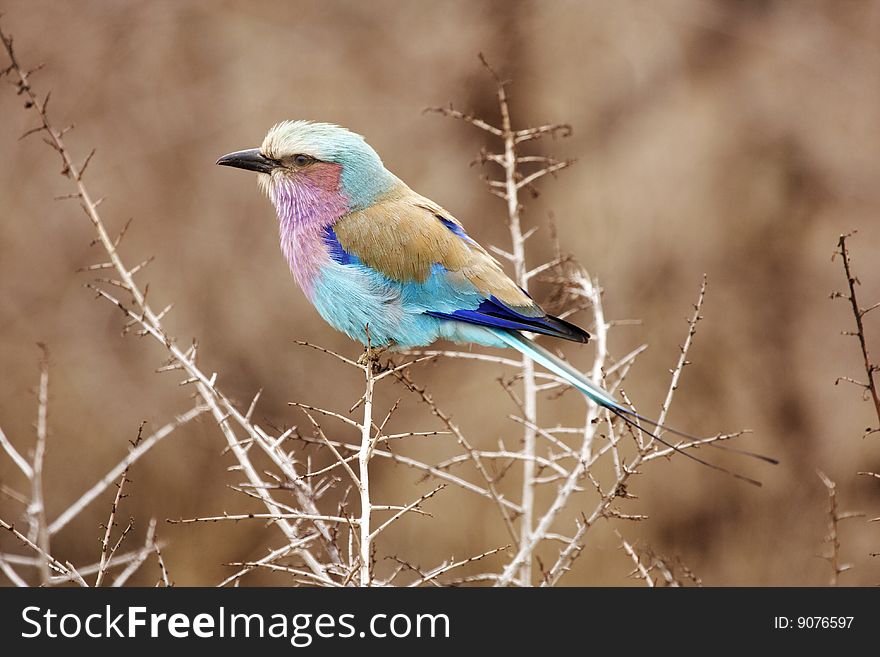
[{"x1": 2, "y1": 0, "x2": 879, "y2": 586}]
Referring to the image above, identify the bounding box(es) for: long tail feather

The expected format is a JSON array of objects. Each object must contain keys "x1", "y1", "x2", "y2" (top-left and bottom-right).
[
  {"x1": 493, "y1": 329, "x2": 622, "y2": 410},
  {"x1": 493, "y1": 329, "x2": 777, "y2": 484}
]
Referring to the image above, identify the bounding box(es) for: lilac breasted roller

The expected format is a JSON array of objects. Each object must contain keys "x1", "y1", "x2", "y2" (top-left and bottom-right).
[{"x1": 216, "y1": 121, "x2": 774, "y2": 483}]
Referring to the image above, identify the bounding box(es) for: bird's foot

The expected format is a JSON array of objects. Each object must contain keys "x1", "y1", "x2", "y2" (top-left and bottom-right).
[{"x1": 357, "y1": 346, "x2": 387, "y2": 369}]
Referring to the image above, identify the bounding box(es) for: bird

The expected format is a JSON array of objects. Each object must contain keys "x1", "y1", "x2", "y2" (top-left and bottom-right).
[{"x1": 217, "y1": 121, "x2": 774, "y2": 483}]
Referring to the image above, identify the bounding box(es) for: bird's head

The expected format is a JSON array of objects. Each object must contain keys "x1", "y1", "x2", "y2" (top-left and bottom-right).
[{"x1": 216, "y1": 121, "x2": 396, "y2": 211}]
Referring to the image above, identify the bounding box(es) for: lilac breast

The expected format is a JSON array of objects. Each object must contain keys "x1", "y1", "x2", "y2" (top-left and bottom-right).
[{"x1": 268, "y1": 173, "x2": 350, "y2": 297}]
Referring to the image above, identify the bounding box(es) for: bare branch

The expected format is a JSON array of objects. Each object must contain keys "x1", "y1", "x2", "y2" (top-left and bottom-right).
[
  {"x1": 0, "y1": 557, "x2": 28, "y2": 587},
  {"x1": 112, "y1": 519, "x2": 158, "y2": 587},
  {"x1": 656, "y1": 274, "x2": 707, "y2": 436},
  {"x1": 407, "y1": 544, "x2": 509, "y2": 587},
  {"x1": 423, "y1": 104, "x2": 502, "y2": 137},
  {"x1": 617, "y1": 531, "x2": 655, "y2": 587},
  {"x1": 168, "y1": 512, "x2": 353, "y2": 525},
  {"x1": 516, "y1": 160, "x2": 573, "y2": 191},
  {"x1": 27, "y1": 344, "x2": 51, "y2": 584},
  {"x1": 835, "y1": 233, "x2": 880, "y2": 431},
  {"x1": 368, "y1": 485, "x2": 445, "y2": 542},
  {"x1": 95, "y1": 422, "x2": 144, "y2": 587},
  {"x1": 153, "y1": 535, "x2": 172, "y2": 587},
  {"x1": 817, "y1": 470, "x2": 864, "y2": 586},
  {"x1": 0, "y1": 426, "x2": 32, "y2": 479},
  {"x1": 217, "y1": 535, "x2": 319, "y2": 588},
  {"x1": 0, "y1": 517, "x2": 81, "y2": 582}
]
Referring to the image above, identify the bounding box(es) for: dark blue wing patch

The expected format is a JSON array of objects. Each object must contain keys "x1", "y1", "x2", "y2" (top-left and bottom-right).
[
  {"x1": 437, "y1": 215, "x2": 477, "y2": 244},
  {"x1": 323, "y1": 225, "x2": 360, "y2": 266},
  {"x1": 427, "y1": 296, "x2": 589, "y2": 343}
]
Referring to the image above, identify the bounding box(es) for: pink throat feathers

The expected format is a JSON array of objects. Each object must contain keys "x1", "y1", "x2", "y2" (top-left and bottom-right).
[{"x1": 268, "y1": 164, "x2": 350, "y2": 296}]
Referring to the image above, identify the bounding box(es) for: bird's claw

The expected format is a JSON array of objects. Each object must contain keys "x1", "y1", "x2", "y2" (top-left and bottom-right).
[{"x1": 357, "y1": 346, "x2": 387, "y2": 369}]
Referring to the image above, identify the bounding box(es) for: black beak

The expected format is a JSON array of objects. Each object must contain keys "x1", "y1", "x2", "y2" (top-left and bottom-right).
[{"x1": 215, "y1": 148, "x2": 277, "y2": 174}]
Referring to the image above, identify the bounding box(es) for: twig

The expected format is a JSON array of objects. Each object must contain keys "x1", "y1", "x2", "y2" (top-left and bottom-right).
[
  {"x1": 834, "y1": 233, "x2": 880, "y2": 432},
  {"x1": 0, "y1": 426, "x2": 32, "y2": 479},
  {"x1": 0, "y1": 557, "x2": 28, "y2": 587},
  {"x1": 46, "y1": 548, "x2": 153, "y2": 585},
  {"x1": 154, "y1": 534, "x2": 171, "y2": 587},
  {"x1": 223, "y1": 561, "x2": 343, "y2": 587},
  {"x1": 112, "y1": 518, "x2": 157, "y2": 587},
  {"x1": 168, "y1": 512, "x2": 353, "y2": 525},
  {"x1": 27, "y1": 344, "x2": 50, "y2": 584},
  {"x1": 218, "y1": 535, "x2": 318, "y2": 587},
  {"x1": 641, "y1": 431, "x2": 750, "y2": 462},
  {"x1": 617, "y1": 531, "x2": 655, "y2": 587},
  {"x1": 407, "y1": 544, "x2": 509, "y2": 587},
  {"x1": 0, "y1": 517, "x2": 82, "y2": 583},
  {"x1": 368, "y1": 485, "x2": 445, "y2": 542},
  {"x1": 402, "y1": 350, "x2": 522, "y2": 369},
  {"x1": 95, "y1": 422, "x2": 144, "y2": 586},
  {"x1": 817, "y1": 470, "x2": 863, "y2": 586},
  {"x1": 300, "y1": 410, "x2": 360, "y2": 488},
  {"x1": 655, "y1": 275, "x2": 707, "y2": 437}
]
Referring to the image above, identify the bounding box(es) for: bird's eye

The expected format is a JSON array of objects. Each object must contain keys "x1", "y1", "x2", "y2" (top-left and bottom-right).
[{"x1": 293, "y1": 154, "x2": 313, "y2": 166}]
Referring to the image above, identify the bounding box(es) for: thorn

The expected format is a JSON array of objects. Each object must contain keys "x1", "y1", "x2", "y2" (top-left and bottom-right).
[
  {"x1": 114, "y1": 218, "x2": 133, "y2": 247},
  {"x1": 128, "y1": 255, "x2": 155, "y2": 277},
  {"x1": 19, "y1": 124, "x2": 46, "y2": 140},
  {"x1": 76, "y1": 148, "x2": 96, "y2": 180},
  {"x1": 76, "y1": 262, "x2": 114, "y2": 272},
  {"x1": 155, "y1": 303, "x2": 173, "y2": 321}
]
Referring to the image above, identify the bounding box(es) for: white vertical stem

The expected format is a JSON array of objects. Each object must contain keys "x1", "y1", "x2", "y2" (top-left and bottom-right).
[
  {"x1": 359, "y1": 364, "x2": 375, "y2": 587},
  {"x1": 28, "y1": 350, "x2": 50, "y2": 585},
  {"x1": 498, "y1": 84, "x2": 536, "y2": 586}
]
